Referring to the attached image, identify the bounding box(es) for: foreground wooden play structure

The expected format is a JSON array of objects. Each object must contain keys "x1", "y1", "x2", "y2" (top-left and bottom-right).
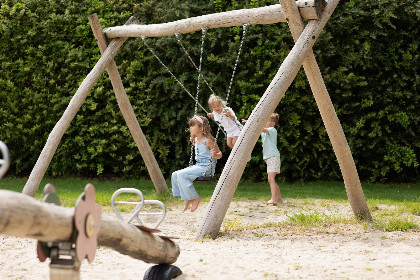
[
  {"x1": 0, "y1": 184, "x2": 181, "y2": 279},
  {"x1": 21, "y1": 0, "x2": 371, "y2": 241},
  {"x1": 1, "y1": 140, "x2": 181, "y2": 279}
]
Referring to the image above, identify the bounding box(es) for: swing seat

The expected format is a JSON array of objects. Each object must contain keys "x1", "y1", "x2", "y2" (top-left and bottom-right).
[{"x1": 195, "y1": 176, "x2": 217, "y2": 182}]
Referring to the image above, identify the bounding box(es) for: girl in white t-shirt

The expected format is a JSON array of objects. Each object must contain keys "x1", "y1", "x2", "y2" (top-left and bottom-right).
[{"x1": 207, "y1": 94, "x2": 243, "y2": 149}]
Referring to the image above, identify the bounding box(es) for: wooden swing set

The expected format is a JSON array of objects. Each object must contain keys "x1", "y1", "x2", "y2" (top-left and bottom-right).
[{"x1": 21, "y1": 0, "x2": 371, "y2": 243}]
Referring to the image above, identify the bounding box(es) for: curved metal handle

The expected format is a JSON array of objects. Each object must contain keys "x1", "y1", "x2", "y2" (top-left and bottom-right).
[
  {"x1": 139, "y1": 200, "x2": 166, "y2": 229},
  {"x1": 111, "y1": 188, "x2": 145, "y2": 224},
  {"x1": 111, "y1": 188, "x2": 167, "y2": 229},
  {"x1": 0, "y1": 141, "x2": 10, "y2": 179}
]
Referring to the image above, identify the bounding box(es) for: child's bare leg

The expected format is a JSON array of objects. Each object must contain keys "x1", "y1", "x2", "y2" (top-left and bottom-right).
[
  {"x1": 183, "y1": 200, "x2": 191, "y2": 212},
  {"x1": 231, "y1": 136, "x2": 238, "y2": 148},
  {"x1": 190, "y1": 196, "x2": 202, "y2": 212},
  {"x1": 227, "y1": 137, "x2": 233, "y2": 149},
  {"x1": 227, "y1": 136, "x2": 239, "y2": 149},
  {"x1": 267, "y1": 172, "x2": 282, "y2": 204}
]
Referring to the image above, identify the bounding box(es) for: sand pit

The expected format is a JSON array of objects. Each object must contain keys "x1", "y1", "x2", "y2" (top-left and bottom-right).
[{"x1": 1, "y1": 199, "x2": 419, "y2": 279}]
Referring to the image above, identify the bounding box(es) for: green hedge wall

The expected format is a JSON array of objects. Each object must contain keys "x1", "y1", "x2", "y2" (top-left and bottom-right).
[{"x1": 0, "y1": 0, "x2": 418, "y2": 182}]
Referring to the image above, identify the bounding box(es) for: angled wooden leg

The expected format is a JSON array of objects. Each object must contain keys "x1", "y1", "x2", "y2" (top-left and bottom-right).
[
  {"x1": 196, "y1": 0, "x2": 343, "y2": 239},
  {"x1": 89, "y1": 14, "x2": 168, "y2": 193},
  {"x1": 22, "y1": 31, "x2": 129, "y2": 197},
  {"x1": 279, "y1": 0, "x2": 371, "y2": 220}
]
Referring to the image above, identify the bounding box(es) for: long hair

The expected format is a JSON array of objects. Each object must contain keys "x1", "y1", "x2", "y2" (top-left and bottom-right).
[{"x1": 189, "y1": 115, "x2": 215, "y2": 142}]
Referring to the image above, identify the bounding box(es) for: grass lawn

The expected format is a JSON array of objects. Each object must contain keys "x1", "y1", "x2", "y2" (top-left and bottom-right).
[{"x1": 1, "y1": 177, "x2": 419, "y2": 232}]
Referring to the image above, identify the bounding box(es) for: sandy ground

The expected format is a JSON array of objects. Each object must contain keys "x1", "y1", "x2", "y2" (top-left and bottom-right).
[{"x1": 1, "y1": 199, "x2": 419, "y2": 280}]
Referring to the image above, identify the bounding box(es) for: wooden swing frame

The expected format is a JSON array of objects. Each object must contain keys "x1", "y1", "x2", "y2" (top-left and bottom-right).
[{"x1": 22, "y1": 0, "x2": 371, "y2": 240}]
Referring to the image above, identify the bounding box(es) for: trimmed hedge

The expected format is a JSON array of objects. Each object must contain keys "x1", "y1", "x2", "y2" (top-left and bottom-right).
[{"x1": 0, "y1": 0, "x2": 418, "y2": 182}]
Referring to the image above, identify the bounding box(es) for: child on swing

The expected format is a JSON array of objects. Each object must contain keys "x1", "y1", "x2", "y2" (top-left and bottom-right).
[
  {"x1": 171, "y1": 115, "x2": 222, "y2": 212},
  {"x1": 207, "y1": 94, "x2": 243, "y2": 149}
]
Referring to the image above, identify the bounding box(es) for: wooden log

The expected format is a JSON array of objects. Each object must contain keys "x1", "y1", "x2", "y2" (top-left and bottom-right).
[
  {"x1": 0, "y1": 190, "x2": 180, "y2": 264},
  {"x1": 50, "y1": 267, "x2": 80, "y2": 280},
  {"x1": 196, "y1": 0, "x2": 341, "y2": 239},
  {"x1": 103, "y1": 2, "x2": 326, "y2": 39},
  {"x1": 279, "y1": 0, "x2": 371, "y2": 220},
  {"x1": 88, "y1": 14, "x2": 168, "y2": 194},
  {"x1": 22, "y1": 18, "x2": 136, "y2": 197}
]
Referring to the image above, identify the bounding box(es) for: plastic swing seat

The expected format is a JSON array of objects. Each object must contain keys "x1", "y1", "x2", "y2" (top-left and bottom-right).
[{"x1": 195, "y1": 175, "x2": 217, "y2": 182}]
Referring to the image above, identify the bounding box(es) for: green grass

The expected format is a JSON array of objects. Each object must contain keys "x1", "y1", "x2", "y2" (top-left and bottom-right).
[
  {"x1": 1, "y1": 177, "x2": 419, "y2": 232},
  {"x1": 286, "y1": 211, "x2": 330, "y2": 227}
]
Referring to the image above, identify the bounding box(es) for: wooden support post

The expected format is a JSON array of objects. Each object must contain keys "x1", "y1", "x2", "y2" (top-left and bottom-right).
[
  {"x1": 50, "y1": 265, "x2": 80, "y2": 280},
  {"x1": 279, "y1": 0, "x2": 371, "y2": 220},
  {"x1": 196, "y1": 0, "x2": 341, "y2": 239},
  {"x1": 88, "y1": 14, "x2": 168, "y2": 194},
  {"x1": 103, "y1": 1, "x2": 327, "y2": 38},
  {"x1": 22, "y1": 18, "x2": 135, "y2": 197},
  {"x1": 0, "y1": 190, "x2": 180, "y2": 264}
]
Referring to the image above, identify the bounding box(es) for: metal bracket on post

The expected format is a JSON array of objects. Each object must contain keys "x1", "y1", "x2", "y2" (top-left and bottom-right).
[
  {"x1": 0, "y1": 141, "x2": 10, "y2": 179},
  {"x1": 37, "y1": 184, "x2": 102, "y2": 280}
]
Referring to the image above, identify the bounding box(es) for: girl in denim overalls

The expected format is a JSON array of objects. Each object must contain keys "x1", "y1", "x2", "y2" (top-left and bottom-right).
[{"x1": 171, "y1": 115, "x2": 222, "y2": 212}]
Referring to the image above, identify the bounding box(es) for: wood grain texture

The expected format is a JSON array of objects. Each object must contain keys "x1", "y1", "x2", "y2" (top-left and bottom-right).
[{"x1": 0, "y1": 190, "x2": 180, "y2": 264}]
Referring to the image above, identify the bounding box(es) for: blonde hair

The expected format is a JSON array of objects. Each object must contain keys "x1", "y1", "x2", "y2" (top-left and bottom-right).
[
  {"x1": 208, "y1": 94, "x2": 226, "y2": 108},
  {"x1": 270, "y1": 113, "x2": 279, "y2": 126},
  {"x1": 188, "y1": 115, "x2": 215, "y2": 141}
]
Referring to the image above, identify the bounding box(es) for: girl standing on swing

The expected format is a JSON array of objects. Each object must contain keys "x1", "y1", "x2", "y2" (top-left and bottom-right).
[{"x1": 171, "y1": 115, "x2": 222, "y2": 212}]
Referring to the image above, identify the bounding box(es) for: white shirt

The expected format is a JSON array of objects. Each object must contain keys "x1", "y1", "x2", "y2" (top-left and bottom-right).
[{"x1": 213, "y1": 107, "x2": 242, "y2": 135}]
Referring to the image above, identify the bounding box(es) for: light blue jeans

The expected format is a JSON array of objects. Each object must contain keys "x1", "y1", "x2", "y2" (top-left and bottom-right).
[{"x1": 171, "y1": 164, "x2": 207, "y2": 201}]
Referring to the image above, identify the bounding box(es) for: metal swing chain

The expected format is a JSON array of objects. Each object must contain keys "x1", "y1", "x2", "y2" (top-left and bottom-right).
[
  {"x1": 204, "y1": 23, "x2": 250, "y2": 177},
  {"x1": 189, "y1": 28, "x2": 208, "y2": 167},
  {"x1": 211, "y1": 23, "x2": 249, "y2": 152},
  {"x1": 175, "y1": 33, "x2": 216, "y2": 97},
  {"x1": 141, "y1": 34, "x2": 226, "y2": 138},
  {"x1": 141, "y1": 24, "x2": 249, "y2": 177},
  {"x1": 225, "y1": 24, "x2": 249, "y2": 106},
  {"x1": 194, "y1": 28, "x2": 207, "y2": 116},
  {"x1": 141, "y1": 36, "x2": 210, "y2": 115},
  {"x1": 175, "y1": 32, "x2": 228, "y2": 142}
]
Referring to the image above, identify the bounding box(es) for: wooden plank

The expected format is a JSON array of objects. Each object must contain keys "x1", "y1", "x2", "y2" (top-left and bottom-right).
[
  {"x1": 50, "y1": 267, "x2": 80, "y2": 280},
  {"x1": 88, "y1": 14, "x2": 168, "y2": 194},
  {"x1": 296, "y1": 0, "x2": 327, "y2": 19},
  {"x1": 279, "y1": 0, "x2": 371, "y2": 220},
  {"x1": 22, "y1": 18, "x2": 135, "y2": 197},
  {"x1": 196, "y1": 0, "x2": 341, "y2": 239},
  {"x1": 0, "y1": 190, "x2": 180, "y2": 264},
  {"x1": 103, "y1": 2, "x2": 326, "y2": 38}
]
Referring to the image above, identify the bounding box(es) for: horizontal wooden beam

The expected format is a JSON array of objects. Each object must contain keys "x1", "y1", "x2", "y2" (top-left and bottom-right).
[
  {"x1": 0, "y1": 190, "x2": 180, "y2": 264},
  {"x1": 103, "y1": 1, "x2": 326, "y2": 38}
]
